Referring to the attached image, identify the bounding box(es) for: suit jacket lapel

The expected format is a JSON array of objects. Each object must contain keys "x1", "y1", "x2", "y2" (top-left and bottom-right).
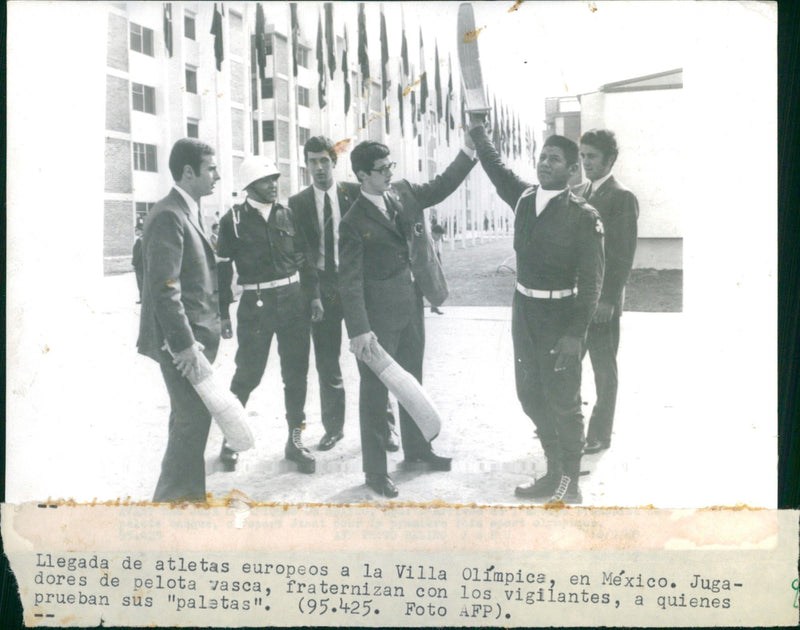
[
  {"x1": 358, "y1": 193, "x2": 404, "y2": 238},
  {"x1": 303, "y1": 186, "x2": 321, "y2": 242},
  {"x1": 171, "y1": 189, "x2": 213, "y2": 252}
]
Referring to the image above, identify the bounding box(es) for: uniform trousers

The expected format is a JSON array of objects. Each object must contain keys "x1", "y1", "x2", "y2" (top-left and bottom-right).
[
  {"x1": 311, "y1": 270, "x2": 346, "y2": 435},
  {"x1": 230, "y1": 284, "x2": 310, "y2": 428},
  {"x1": 584, "y1": 317, "x2": 620, "y2": 444},
  {"x1": 511, "y1": 292, "x2": 585, "y2": 474},
  {"x1": 153, "y1": 341, "x2": 219, "y2": 502},
  {"x1": 356, "y1": 296, "x2": 430, "y2": 474}
]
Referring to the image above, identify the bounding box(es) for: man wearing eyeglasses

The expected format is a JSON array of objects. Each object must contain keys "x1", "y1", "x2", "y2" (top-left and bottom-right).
[
  {"x1": 338, "y1": 138, "x2": 477, "y2": 498},
  {"x1": 290, "y1": 136, "x2": 399, "y2": 453}
]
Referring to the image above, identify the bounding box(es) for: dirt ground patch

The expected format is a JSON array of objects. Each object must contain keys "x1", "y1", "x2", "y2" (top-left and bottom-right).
[{"x1": 440, "y1": 236, "x2": 682, "y2": 312}]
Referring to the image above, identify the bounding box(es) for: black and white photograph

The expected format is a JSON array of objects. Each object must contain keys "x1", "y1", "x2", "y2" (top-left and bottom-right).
[{"x1": 6, "y1": 1, "x2": 776, "y2": 509}]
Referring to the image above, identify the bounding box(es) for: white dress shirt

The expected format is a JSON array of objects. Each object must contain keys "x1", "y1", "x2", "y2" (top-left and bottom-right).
[
  {"x1": 246, "y1": 196, "x2": 274, "y2": 223},
  {"x1": 314, "y1": 183, "x2": 341, "y2": 269},
  {"x1": 535, "y1": 186, "x2": 567, "y2": 216}
]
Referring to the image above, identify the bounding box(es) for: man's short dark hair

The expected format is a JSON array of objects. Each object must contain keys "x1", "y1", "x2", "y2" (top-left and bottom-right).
[
  {"x1": 304, "y1": 136, "x2": 338, "y2": 165},
  {"x1": 350, "y1": 141, "x2": 390, "y2": 178},
  {"x1": 542, "y1": 135, "x2": 579, "y2": 166},
  {"x1": 168, "y1": 138, "x2": 215, "y2": 181},
  {"x1": 580, "y1": 129, "x2": 619, "y2": 166}
]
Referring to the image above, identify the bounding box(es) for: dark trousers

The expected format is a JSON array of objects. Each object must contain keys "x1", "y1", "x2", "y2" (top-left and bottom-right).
[
  {"x1": 135, "y1": 268, "x2": 143, "y2": 300},
  {"x1": 311, "y1": 271, "x2": 346, "y2": 434},
  {"x1": 584, "y1": 317, "x2": 621, "y2": 443},
  {"x1": 356, "y1": 298, "x2": 430, "y2": 474},
  {"x1": 153, "y1": 341, "x2": 219, "y2": 502},
  {"x1": 230, "y1": 284, "x2": 310, "y2": 429},
  {"x1": 511, "y1": 293, "x2": 584, "y2": 474}
]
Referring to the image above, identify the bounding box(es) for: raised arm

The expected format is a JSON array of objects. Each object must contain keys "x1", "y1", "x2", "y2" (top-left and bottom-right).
[{"x1": 468, "y1": 117, "x2": 532, "y2": 211}]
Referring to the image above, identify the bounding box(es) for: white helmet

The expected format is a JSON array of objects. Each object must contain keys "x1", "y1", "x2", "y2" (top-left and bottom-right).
[{"x1": 238, "y1": 156, "x2": 280, "y2": 190}]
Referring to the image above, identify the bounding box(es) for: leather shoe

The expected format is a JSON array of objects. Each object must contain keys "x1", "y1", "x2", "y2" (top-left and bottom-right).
[
  {"x1": 318, "y1": 431, "x2": 344, "y2": 451},
  {"x1": 404, "y1": 450, "x2": 452, "y2": 471},
  {"x1": 219, "y1": 442, "x2": 238, "y2": 472},
  {"x1": 365, "y1": 473, "x2": 399, "y2": 498},
  {"x1": 583, "y1": 439, "x2": 611, "y2": 454}
]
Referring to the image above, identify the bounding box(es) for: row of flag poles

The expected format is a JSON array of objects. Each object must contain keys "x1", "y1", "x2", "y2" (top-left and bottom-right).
[{"x1": 161, "y1": 1, "x2": 538, "y2": 243}]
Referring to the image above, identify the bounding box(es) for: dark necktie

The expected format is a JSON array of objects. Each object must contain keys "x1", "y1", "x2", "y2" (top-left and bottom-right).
[
  {"x1": 323, "y1": 192, "x2": 335, "y2": 273},
  {"x1": 384, "y1": 195, "x2": 399, "y2": 230}
]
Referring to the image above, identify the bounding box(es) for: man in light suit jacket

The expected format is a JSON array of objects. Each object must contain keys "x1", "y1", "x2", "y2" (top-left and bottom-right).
[
  {"x1": 574, "y1": 129, "x2": 639, "y2": 454},
  {"x1": 137, "y1": 138, "x2": 221, "y2": 502},
  {"x1": 289, "y1": 136, "x2": 398, "y2": 453},
  {"x1": 338, "y1": 138, "x2": 477, "y2": 498}
]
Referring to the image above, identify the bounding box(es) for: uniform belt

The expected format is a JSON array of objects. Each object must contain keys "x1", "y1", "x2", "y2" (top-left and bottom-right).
[
  {"x1": 241, "y1": 272, "x2": 299, "y2": 291},
  {"x1": 515, "y1": 283, "x2": 575, "y2": 299}
]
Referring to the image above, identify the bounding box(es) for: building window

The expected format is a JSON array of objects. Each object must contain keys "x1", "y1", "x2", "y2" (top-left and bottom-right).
[
  {"x1": 298, "y1": 126, "x2": 310, "y2": 146},
  {"x1": 131, "y1": 83, "x2": 156, "y2": 114},
  {"x1": 297, "y1": 46, "x2": 310, "y2": 69},
  {"x1": 299, "y1": 166, "x2": 310, "y2": 187},
  {"x1": 186, "y1": 119, "x2": 199, "y2": 138},
  {"x1": 260, "y1": 78, "x2": 273, "y2": 99},
  {"x1": 185, "y1": 66, "x2": 198, "y2": 94},
  {"x1": 184, "y1": 13, "x2": 196, "y2": 40},
  {"x1": 262, "y1": 120, "x2": 275, "y2": 142},
  {"x1": 133, "y1": 143, "x2": 158, "y2": 172},
  {"x1": 297, "y1": 86, "x2": 310, "y2": 107},
  {"x1": 135, "y1": 202, "x2": 155, "y2": 229},
  {"x1": 130, "y1": 23, "x2": 154, "y2": 56},
  {"x1": 265, "y1": 35, "x2": 273, "y2": 56}
]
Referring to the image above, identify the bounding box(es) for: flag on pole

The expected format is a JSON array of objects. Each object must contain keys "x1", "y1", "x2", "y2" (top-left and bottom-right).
[
  {"x1": 210, "y1": 3, "x2": 224, "y2": 71},
  {"x1": 410, "y1": 64, "x2": 418, "y2": 139},
  {"x1": 400, "y1": 10, "x2": 409, "y2": 78},
  {"x1": 316, "y1": 10, "x2": 327, "y2": 108},
  {"x1": 505, "y1": 104, "x2": 511, "y2": 157},
  {"x1": 290, "y1": 3, "x2": 299, "y2": 77},
  {"x1": 380, "y1": 6, "x2": 390, "y2": 100},
  {"x1": 325, "y1": 3, "x2": 336, "y2": 79},
  {"x1": 357, "y1": 3, "x2": 369, "y2": 82},
  {"x1": 492, "y1": 97, "x2": 500, "y2": 148},
  {"x1": 343, "y1": 28, "x2": 351, "y2": 115},
  {"x1": 419, "y1": 28, "x2": 428, "y2": 114},
  {"x1": 434, "y1": 42, "x2": 442, "y2": 123},
  {"x1": 255, "y1": 3, "x2": 267, "y2": 80},
  {"x1": 460, "y1": 79, "x2": 467, "y2": 131},
  {"x1": 163, "y1": 3, "x2": 173, "y2": 58},
  {"x1": 397, "y1": 62, "x2": 405, "y2": 137},
  {"x1": 445, "y1": 55, "x2": 453, "y2": 145}
]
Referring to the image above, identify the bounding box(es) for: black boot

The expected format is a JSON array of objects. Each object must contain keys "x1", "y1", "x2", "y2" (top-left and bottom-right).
[
  {"x1": 219, "y1": 441, "x2": 239, "y2": 472},
  {"x1": 515, "y1": 456, "x2": 561, "y2": 498},
  {"x1": 285, "y1": 427, "x2": 316, "y2": 474},
  {"x1": 548, "y1": 455, "x2": 582, "y2": 504}
]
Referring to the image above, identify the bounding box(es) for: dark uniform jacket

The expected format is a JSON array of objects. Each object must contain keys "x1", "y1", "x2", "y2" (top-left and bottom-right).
[
  {"x1": 289, "y1": 181, "x2": 361, "y2": 272},
  {"x1": 216, "y1": 199, "x2": 319, "y2": 318},
  {"x1": 338, "y1": 150, "x2": 477, "y2": 338},
  {"x1": 470, "y1": 126, "x2": 604, "y2": 339},
  {"x1": 137, "y1": 188, "x2": 220, "y2": 361},
  {"x1": 572, "y1": 177, "x2": 638, "y2": 316}
]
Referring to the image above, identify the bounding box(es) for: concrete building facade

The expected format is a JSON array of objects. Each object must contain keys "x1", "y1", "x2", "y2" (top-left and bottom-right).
[{"x1": 102, "y1": 1, "x2": 536, "y2": 274}]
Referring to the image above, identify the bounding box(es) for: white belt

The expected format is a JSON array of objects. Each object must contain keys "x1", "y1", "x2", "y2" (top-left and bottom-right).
[
  {"x1": 241, "y1": 272, "x2": 299, "y2": 291},
  {"x1": 515, "y1": 283, "x2": 575, "y2": 299}
]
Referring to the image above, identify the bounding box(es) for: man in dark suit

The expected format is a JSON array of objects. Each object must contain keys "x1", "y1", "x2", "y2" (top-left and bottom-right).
[
  {"x1": 574, "y1": 129, "x2": 639, "y2": 454},
  {"x1": 338, "y1": 139, "x2": 477, "y2": 498},
  {"x1": 137, "y1": 138, "x2": 221, "y2": 502},
  {"x1": 290, "y1": 136, "x2": 398, "y2": 453}
]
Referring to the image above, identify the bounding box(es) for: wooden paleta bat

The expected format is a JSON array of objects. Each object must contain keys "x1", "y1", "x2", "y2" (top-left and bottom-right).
[
  {"x1": 457, "y1": 2, "x2": 491, "y2": 114},
  {"x1": 164, "y1": 343, "x2": 255, "y2": 452},
  {"x1": 361, "y1": 344, "x2": 442, "y2": 442}
]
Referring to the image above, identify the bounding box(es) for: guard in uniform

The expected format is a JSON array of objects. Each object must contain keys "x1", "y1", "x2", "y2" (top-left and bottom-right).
[
  {"x1": 216, "y1": 157, "x2": 323, "y2": 473},
  {"x1": 469, "y1": 116, "x2": 604, "y2": 504}
]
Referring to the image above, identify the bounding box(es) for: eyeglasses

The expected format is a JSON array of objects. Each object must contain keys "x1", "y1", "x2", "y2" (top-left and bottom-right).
[{"x1": 370, "y1": 161, "x2": 396, "y2": 175}]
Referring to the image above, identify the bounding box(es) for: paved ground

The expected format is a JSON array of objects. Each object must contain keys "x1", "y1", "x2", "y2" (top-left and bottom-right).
[{"x1": 6, "y1": 273, "x2": 775, "y2": 508}]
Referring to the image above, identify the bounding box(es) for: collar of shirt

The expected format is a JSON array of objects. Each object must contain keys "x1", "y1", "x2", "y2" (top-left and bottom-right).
[
  {"x1": 361, "y1": 189, "x2": 389, "y2": 216},
  {"x1": 588, "y1": 171, "x2": 613, "y2": 195},
  {"x1": 173, "y1": 185, "x2": 199, "y2": 218},
  {"x1": 246, "y1": 196, "x2": 274, "y2": 223},
  {"x1": 535, "y1": 186, "x2": 567, "y2": 216}
]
